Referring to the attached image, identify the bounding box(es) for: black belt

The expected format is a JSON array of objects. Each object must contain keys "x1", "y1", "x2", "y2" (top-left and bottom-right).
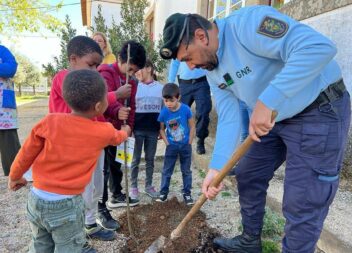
[
  {"x1": 304, "y1": 79, "x2": 346, "y2": 112},
  {"x1": 177, "y1": 75, "x2": 207, "y2": 84}
]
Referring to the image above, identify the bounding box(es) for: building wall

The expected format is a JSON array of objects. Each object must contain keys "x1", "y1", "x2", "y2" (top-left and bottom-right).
[
  {"x1": 91, "y1": 2, "x2": 122, "y2": 28},
  {"x1": 280, "y1": 0, "x2": 352, "y2": 93},
  {"x1": 280, "y1": 0, "x2": 352, "y2": 21},
  {"x1": 152, "y1": 0, "x2": 198, "y2": 41},
  {"x1": 300, "y1": 5, "x2": 352, "y2": 93}
]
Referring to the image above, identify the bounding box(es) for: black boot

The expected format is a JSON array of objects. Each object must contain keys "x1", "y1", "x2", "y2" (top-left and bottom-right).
[
  {"x1": 196, "y1": 139, "x2": 206, "y2": 154},
  {"x1": 213, "y1": 232, "x2": 262, "y2": 253}
]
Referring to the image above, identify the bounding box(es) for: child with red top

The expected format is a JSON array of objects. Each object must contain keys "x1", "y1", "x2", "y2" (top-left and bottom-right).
[
  {"x1": 97, "y1": 40, "x2": 146, "y2": 215},
  {"x1": 48, "y1": 36, "x2": 131, "y2": 252},
  {"x1": 8, "y1": 70, "x2": 130, "y2": 253}
]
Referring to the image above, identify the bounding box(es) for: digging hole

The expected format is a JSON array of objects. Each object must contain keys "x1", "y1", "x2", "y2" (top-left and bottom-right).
[{"x1": 119, "y1": 197, "x2": 220, "y2": 252}]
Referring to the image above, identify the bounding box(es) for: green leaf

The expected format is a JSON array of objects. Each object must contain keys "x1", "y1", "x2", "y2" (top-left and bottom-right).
[{"x1": 0, "y1": 0, "x2": 63, "y2": 34}]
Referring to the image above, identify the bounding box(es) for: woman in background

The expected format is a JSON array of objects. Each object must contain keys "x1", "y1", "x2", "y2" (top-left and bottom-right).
[{"x1": 93, "y1": 32, "x2": 116, "y2": 64}]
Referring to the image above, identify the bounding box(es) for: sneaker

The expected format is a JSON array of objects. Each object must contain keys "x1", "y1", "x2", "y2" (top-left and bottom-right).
[
  {"x1": 97, "y1": 208, "x2": 120, "y2": 231},
  {"x1": 129, "y1": 187, "x2": 139, "y2": 199},
  {"x1": 85, "y1": 223, "x2": 116, "y2": 241},
  {"x1": 82, "y1": 241, "x2": 97, "y2": 253},
  {"x1": 107, "y1": 193, "x2": 140, "y2": 208},
  {"x1": 144, "y1": 186, "x2": 159, "y2": 199},
  {"x1": 183, "y1": 194, "x2": 194, "y2": 206},
  {"x1": 156, "y1": 193, "x2": 168, "y2": 202}
]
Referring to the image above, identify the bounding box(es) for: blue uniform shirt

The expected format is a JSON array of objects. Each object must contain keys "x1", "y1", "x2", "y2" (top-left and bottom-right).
[
  {"x1": 207, "y1": 6, "x2": 341, "y2": 170},
  {"x1": 168, "y1": 59, "x2": 207, "y2": 83},
  {"x1": 158, "y1": 103, "x2": 193, "y2": 145}
]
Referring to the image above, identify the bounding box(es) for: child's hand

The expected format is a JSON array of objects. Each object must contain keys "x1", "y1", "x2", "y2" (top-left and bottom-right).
[
  {"x1": 8, "y1": 177, "x2": 27, "y2": 191},
  {"x1": 121, "y1": 125, "x2": 131, "y2": 137},
  {"x1": 118, "y1": 107, "x2": 130, "y2": 121},
  {"x1": 115, "y1": 84, "x2": 132, "y2": 99}
]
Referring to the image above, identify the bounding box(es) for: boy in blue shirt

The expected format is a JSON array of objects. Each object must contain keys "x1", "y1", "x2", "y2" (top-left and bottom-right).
[{"x1": 157, "y1": 83, "x2": 195, "y2": 205}]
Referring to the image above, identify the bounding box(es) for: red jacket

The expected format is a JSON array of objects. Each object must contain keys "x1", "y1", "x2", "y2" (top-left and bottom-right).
[
  {"x1": 98, "y1": 63, "x2": 137, "y2": 130},
  {"x1": 49, "y1": 69, "x2": 118, "y2": 118},
  {"x1": 49, "y1": 70, "x2": 70, "y2": 113}
]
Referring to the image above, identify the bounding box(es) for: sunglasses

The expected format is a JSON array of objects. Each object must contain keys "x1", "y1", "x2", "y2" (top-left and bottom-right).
[{"x1": 169, "y1": 122, "x2": 179, "y2": 128}]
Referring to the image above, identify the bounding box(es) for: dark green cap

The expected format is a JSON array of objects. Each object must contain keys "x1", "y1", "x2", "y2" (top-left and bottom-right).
[{"x1": 160, "y1": 13, "x2": 189, "y2": 60}]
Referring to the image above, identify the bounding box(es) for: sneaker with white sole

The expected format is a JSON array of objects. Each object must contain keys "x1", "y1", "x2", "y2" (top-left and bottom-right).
[
  {"x1": 107, "y1": 193, "x2": 139, "y2": 208},
  {"x1": 183, "y1": 194, "x2": 194, "y2": 206},
  {"x1": 144, "y1": 186, "x2": 159, "y2": 199},
  {"x1": 85, "y1": 223, "x2": 116, "y2": 241},
  {"x1": 96, "y1": 208, "x2": 120, "y2": 230},
  {"x1": 156, "y1": 193, "x2": 168, "y2": 202},
  {"x1": 129, "y1": 187, "x2": 139, "y2": 199}
]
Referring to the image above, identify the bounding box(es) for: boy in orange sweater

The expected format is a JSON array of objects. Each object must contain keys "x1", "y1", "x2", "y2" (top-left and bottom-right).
[
  {"x1": 8, "y1": 69, "x2": 130, "y2": 253},
  {"x1": 49, "y1": 36, "x2": 131, "y2": 252}
]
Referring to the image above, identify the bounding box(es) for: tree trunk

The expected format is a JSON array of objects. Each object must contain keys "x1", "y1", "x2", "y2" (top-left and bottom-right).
[
  {"x1": 18, "y1": 84, "x2": 22, "y2": 97},
  {"x1": 33, "y1": 85, "x2": 36, "y2": 95}
]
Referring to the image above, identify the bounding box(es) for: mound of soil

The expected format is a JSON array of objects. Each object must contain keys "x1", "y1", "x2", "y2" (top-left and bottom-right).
[{"x1": 119, "y1": 197, "x2": 220, "y2": 253}]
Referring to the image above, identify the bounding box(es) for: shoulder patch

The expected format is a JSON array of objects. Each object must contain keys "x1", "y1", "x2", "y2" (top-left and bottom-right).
[{"x1": 257, "y1": 16, "x2": 288, "y2": 38}]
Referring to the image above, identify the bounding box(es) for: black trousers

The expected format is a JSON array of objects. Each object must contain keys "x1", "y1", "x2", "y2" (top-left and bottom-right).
[
  {"x1": 0, "y1": 129, "x2": 21, "y2": 176},
  {"x1": 98, "y1": 146, "x2": 123, "y2": 211}
]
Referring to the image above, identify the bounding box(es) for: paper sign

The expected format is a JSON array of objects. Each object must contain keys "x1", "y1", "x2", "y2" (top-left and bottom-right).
[{"x1": 115, "y1": 137, "x2": 135, "y2": 168}]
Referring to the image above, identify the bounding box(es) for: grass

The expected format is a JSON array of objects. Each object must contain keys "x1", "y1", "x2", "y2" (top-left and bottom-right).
[
  {"x1": 16, "y1": 95, "x2": 48, "y2": 104},
  {"x1": 238, "y1": 207, "x2": 285, "y2": 251},
  {"x1": 221, "y1": 191, "x2": 232, "y2": 198},
  {"x1": 262, "y1": 207, "x2": 285, "y2": 240},
  {"x1": 263, "y1": 240, "x2": 281, "y2": 253},
  {"x1": 170, "y1": 179, "x2": 178, "y2": 187},
  {"x1": 198, "y1": 169, "x2": 206, "y2": 179}
]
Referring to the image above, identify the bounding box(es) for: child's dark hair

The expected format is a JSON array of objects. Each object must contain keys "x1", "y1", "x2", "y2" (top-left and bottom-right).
[
  {"x1": 119, "y1": 40, "x2": 146, "y2": 69},
  {"x1": 63, "y1": 69, "x2": 106, "y2": 112},
  {"x1": 162, "y1": 83, "x2": 180, "y2": 99},
  {"x1": 67, "y1": 35, "x2": 103, "y2": 58},
  {"x1": 145, "y1": 59, "x2": 157, "y2": 81}
]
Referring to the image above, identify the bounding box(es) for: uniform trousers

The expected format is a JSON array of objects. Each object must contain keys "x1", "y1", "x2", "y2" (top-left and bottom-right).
[{"x1": 236, "y1": 91, "x2": 351, "y2": 253}]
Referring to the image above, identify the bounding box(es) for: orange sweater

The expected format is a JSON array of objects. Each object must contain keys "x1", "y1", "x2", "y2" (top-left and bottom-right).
[{"x1": 10, "y1": 114, "x2": 128, "y2": 195}]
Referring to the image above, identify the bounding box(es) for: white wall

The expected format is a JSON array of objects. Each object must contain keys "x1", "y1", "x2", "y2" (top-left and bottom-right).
[
  {"x1": 91, "y1": 2, "x2": 122, "y2": 28},
  {"x1": 301, "y1": 5, "x2": 352, "y2": 93},
  {"x1": 153, "y1": 0, "x2": 198, "y2": 41}
]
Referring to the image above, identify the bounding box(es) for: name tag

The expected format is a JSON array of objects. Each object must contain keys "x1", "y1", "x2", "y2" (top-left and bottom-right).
[{"x1": 218, "y1": 73, "x2": 234, "y2": 89}]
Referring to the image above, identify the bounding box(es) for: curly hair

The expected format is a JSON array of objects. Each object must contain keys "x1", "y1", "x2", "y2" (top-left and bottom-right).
[{"x1": 63, "y1": 69, "x2": 106, "y2": 112}]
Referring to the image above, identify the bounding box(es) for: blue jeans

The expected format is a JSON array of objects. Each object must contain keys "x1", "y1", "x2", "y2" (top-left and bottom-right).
[
  {"x1": 239, "y1": 100, "x2": 252, "y2": 143},
  {"x1": 179, "y1": 79, "x2": 212, "y2": 140},
  {"x1": 160, "y1": 143, "x2": 192, "y2": 195},
  {"x1": 236, "y1": 91, "x2": 351, "y2": 253},
  {"x1": 26, "y1": 192, "x2": 85, "y2": 253},
  {"x1": 130, "y1": 130, "x2": 159, "y2": 189}
]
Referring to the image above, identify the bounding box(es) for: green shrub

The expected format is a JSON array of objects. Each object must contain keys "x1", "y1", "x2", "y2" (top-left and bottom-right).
[
  {"x1": 263, "y1": 240, "x2": 280, "y2": 253},
  {"x1": 262, "y1": 207, "x2": 285, "y2": 240}
]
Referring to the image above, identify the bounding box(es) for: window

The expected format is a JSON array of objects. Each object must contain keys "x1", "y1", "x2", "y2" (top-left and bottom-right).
[
  {"x1": 271, "y1": 0, "x2": 285, "y2": 9},
  {"x1": 208, "y1": 0, "x2": 245, "y2": 21}
]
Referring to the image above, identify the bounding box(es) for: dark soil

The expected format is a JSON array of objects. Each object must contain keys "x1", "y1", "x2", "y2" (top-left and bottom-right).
[{"x1": 119, "y1": 197, "x2": 220, "y2": 253}]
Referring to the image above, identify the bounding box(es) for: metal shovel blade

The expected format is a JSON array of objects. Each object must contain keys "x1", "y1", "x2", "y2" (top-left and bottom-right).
[{"x1": 144, "y1": 235, "x2": 167, "y2": 253}]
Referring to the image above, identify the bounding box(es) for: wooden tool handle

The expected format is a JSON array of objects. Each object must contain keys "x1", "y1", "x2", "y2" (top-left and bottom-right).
[{"x1": 171, "y1": 111, "x2": 277, "y2": 239}]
